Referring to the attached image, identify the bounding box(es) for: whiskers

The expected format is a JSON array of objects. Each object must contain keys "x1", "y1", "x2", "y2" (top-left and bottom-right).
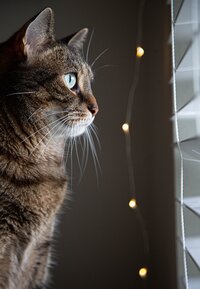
[
  {"x1": 63, "y1": 122, "x2": 101, "y2": 189},
  {"x1": 85, "y1": 28, "x2": 110, "y2": 71},
  {"x1": 85, "y1": 124, "x2": 101, "y2": 183},
  {"x1": 23, "y1": 109, "x2": 100, "y2": 186},
  {"x1": 4, "y1": 91, "x2": 36, "y2": 97},
  {"x1": 91, "y1": 48, "x2": 109, "y2": 68},
  {"x1": 93, "y1": 64, "x2": 117, "y2": 74},
  {"x1": 86, "y1": 28, "x2": 95, "y2": 63}
]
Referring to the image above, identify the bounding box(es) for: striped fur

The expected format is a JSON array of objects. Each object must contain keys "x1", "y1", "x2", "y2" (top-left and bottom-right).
[{"x1": 0, "y1": 8, "x2": 98, "y2": 289}]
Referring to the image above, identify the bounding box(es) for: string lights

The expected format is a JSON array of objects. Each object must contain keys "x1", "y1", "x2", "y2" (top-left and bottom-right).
[
  {"x1": 139, "y1": 267, "x2": 148, "y2": 279},
  {"x1": 136, "y1": 46, "x2": 145, "y2": 58},
  {"x1": 122, "y1": 123, "x2": 129, "y2": 133},
  {"x1": 128, "y1": 198, "x2": 137, "y2": 209},
  {"x1": 122, "y1": 0, "x2": 149, "y2": 285}
]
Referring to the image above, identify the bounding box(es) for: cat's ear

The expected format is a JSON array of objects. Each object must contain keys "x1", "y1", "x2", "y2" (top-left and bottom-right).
[
  {"x1": 0, "y1": 8, "x2": 54, "y2": 74},
  {"x1": 62, "y1": 28, "x2": 88, "y2": 51},
  {"x1": 23, "y1": 8, "x2": 55, "y2": 57}
]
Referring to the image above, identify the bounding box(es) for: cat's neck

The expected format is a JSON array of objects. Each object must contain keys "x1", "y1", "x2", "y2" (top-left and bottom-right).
[
  {"x1": 0, "y1": 134, "x2": 67, "y2": 189},
  {"x1": 0, "y1": 134, "x2": 66, "y2": 165},
  {"x1": 0, "y1": 99, "x2": 66, "y2": 165}
]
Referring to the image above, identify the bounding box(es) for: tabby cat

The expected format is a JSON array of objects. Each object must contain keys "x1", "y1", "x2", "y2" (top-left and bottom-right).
[{"x1": 0, "y1": 8, "x2": 98, "y2": 289}]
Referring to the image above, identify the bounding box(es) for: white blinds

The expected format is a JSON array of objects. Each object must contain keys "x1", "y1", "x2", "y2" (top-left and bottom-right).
[{"x1": 171, "y1": 0, "x2": 200, "y2": 289}]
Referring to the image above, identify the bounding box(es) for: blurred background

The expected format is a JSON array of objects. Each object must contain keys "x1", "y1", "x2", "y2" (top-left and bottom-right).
[{"x1": 0, "y1": 1, "x2": 176, "y2": 289}]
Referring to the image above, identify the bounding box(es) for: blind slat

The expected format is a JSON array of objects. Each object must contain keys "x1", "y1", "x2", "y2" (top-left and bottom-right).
[
  {"x1": 183, "y1": 159, "x2": 200, "y2": 198},
  {"x1": 172, "y1": 0, "x2": 200, "y2": 287}
]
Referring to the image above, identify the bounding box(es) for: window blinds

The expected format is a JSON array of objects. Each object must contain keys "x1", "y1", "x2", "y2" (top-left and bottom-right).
[{"x1": 171, "y1": 1, "x2": 200, "y2": 289}]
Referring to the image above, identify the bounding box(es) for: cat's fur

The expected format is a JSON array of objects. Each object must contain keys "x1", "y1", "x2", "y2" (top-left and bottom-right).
[{"x1": 0, "y1": 8, "x2": 98, "y2": 289}]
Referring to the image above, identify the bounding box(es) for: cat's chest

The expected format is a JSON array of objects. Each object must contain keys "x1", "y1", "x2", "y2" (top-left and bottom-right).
[
  {"x1": 0, "y1": 158, "x2": 68, "y2": 220},
  {"x1": 19, "y1": 172, "x2": 68, "y2": 218}
]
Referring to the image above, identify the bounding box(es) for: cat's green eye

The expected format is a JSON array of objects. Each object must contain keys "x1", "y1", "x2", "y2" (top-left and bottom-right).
[{"x1": 64, "y1": 73, "x2": 77, "y2": 90}]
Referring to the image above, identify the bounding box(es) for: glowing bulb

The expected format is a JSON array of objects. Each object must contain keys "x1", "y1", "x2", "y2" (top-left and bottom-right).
[
  {"x1": 129, "y1": 199, "x2": 137, "y2": 209},
  {"x1": 122, "y1": 123, "x2": 129, "y2": 133},
  {"x1": 136, "y1": 46, "x2": 144, "y2": 58},
  {"x1": 139, "y1": 267, "x2": 148, "y2": 279}
]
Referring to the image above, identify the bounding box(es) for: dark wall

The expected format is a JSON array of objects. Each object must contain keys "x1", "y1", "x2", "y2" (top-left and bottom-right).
[
  {"x1": 134, "y1": 1, "x2": 177, "y2": 289},
  {"x1": 0, "y1": 1, "x2": 176, "y2": 289}
]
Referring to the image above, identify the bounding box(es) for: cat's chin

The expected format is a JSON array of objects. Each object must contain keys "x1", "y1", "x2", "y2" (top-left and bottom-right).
[
  {"x1": 66, "y1": 116, "x2": 94, "y2": 138},
  {"x1": 66, "y1": 125, "x2": 86, "y2": 137}
]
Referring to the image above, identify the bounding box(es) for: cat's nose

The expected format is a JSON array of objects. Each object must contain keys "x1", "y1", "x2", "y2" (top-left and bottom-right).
[
  {"x1": 86, "y1": 95, "x2": 99, "y2": 116},
  {"x1": 87, "y1": 103, "x2": 99, "y2": 116}
]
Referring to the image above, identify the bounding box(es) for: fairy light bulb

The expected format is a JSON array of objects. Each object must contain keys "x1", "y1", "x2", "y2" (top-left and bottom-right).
[
  {"x1": 136, "y1": 46, "x2": 144, "y2": 58},
  {"x1": 129, "y1": 199, "x2": 137, "y2": 209},
  {"x1": 139, "y1": 267, "x2": 148, "y2": 279},
  {"x1": 122, "y1": 123, "x2": 129, "y2": 133}
]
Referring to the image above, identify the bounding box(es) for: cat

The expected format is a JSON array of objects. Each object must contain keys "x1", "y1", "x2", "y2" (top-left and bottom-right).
[{"x1": 0, "y1": 7, "x2": 98, "y2": 289}]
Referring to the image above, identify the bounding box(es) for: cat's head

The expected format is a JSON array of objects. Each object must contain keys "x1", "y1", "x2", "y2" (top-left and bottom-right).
[{"x1": 0, "y1": 8, "x2": 98, "y2": 140}]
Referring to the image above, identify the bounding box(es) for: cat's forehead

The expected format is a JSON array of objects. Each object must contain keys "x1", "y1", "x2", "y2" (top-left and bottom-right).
[{"x1": 40, "y1": 43, "x2": 93, "y2": 79}]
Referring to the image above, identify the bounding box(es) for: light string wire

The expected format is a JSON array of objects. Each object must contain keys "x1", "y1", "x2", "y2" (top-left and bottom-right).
[
  {"x1": 171, "y1": 1, "x2": 189, "y2": 288},
  {"x1": 123, "y1": 0, "x2": 150, "y2": 280}
]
